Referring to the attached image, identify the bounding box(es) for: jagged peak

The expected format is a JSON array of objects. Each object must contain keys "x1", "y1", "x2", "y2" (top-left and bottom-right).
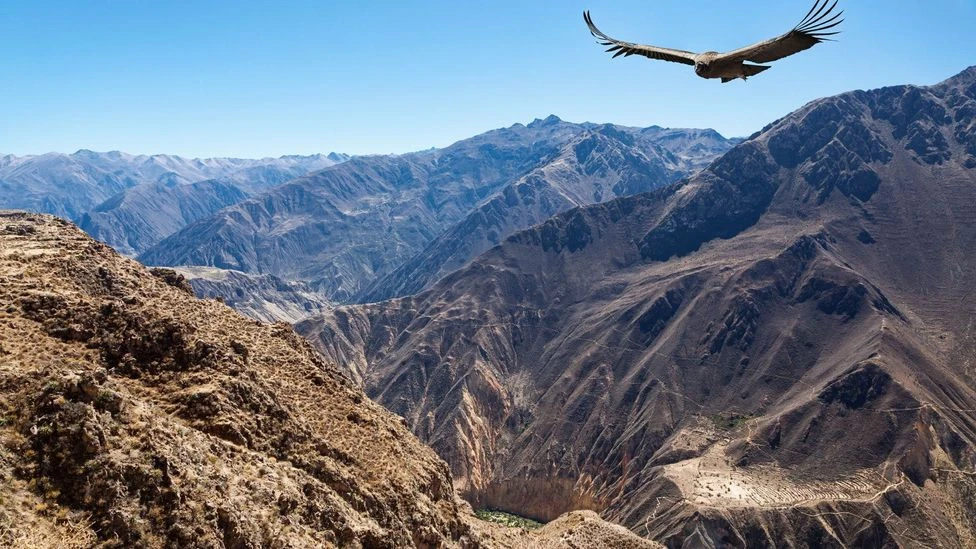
[
  {"x1": 528, "y1": 114, "x2": 564, "y2": 128},
  {"x1": 587, "y1": 123, "x2": 636, "y2": 145}
]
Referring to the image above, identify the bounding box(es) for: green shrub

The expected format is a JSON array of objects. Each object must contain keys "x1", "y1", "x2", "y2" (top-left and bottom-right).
[{"x1": 475, "y1": 509, "x2": 544, "y2": 530}]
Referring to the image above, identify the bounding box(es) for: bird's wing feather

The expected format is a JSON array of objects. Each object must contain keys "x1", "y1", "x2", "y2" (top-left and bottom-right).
[
  {"x1": 718, "y1": 0, "x2": 843, "y2": 64},
  {"x1": 584, "y1": 11, "x2": 696, "y2": 66}
]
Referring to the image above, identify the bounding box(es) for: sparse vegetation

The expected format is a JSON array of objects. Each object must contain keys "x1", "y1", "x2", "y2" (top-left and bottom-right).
[
  {"x1": 0, "y1": 213, "x2": 475, "y2": 547},
  {"x1": 475, "y1": 509, "x2": 544, "y2": 530},
  {"x1": 708, "y1": 413, "x2": 754, "y2": 431}
]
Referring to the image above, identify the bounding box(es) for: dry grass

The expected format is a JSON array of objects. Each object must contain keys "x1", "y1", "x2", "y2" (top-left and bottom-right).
[{"x1": 0, "y1": 213, "x2": 467, "y2": 547}]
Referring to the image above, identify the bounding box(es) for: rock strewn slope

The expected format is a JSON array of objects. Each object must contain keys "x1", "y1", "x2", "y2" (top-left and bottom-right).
[
  {"x1": 298, "y1": 68, "x2": 976, "y2": 546},
  {"x1": 0, "y1": 211, "x2": 656, "y2": 548},
  {"x1": 0, "y1": 212, "x2": 470, "y2": 547}
]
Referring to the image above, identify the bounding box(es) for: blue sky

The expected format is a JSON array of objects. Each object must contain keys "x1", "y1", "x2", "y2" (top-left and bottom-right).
[{"x1": 2, "y1": 0, "x2": 974, "y2": 158}]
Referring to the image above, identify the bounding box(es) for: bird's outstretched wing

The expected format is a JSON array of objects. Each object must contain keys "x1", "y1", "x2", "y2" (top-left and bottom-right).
[
  {"x1": 584, "y1": 11, "x2": 696, "y2": 66},
  {"x1": 719, "y1": 0, "x2": 843, "y2": 64}
]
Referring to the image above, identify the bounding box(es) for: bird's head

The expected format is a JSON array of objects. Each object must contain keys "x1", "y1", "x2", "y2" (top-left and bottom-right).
[{"x1": 695, "y1": 53, "x2": 717, "y2": 75}]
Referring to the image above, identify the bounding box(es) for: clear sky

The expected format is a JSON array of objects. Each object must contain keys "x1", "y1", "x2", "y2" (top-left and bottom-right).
[{"x1": 2, "y1": 0, "x2": 974, "y2": 158}]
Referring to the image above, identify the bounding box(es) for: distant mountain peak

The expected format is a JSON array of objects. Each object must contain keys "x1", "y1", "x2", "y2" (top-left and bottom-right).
[
  {"x1": 528, "y1": 114, "x2": 564, "y2": 127},
  {"x1": 358, "y1": 122, "x2": 735, "y2": 302},
  {"x1": 589, "y1": 123, "x2": 636, "y2": 145}
]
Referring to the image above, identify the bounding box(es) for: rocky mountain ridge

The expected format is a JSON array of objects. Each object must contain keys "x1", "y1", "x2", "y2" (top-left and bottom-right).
[
  {"x1": 175, "y1": 266, "x2": 334, "y2": 324},
  {"x1": 77, "y1": 156, "x2": 346, "y2": 256},
  {"x1": 0, "y1": 150, "x2": 346, "y2": 223},
  {"x1": 139, "y1": 118, "x2": 735, "y2": 303},
  {"x1": 297, "y1": 67, "x2": 976, "y2": 546},
  {"x1": 361, "y1": 124, "x2": 728, "y2": 302}
]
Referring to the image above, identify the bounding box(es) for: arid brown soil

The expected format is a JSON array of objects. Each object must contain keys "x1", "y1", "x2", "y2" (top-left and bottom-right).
[
  {"x1": 473, "y1": 511, "x2": 662, "y2": 549},
  {"x1": 0, "y1": 211, "x2": 654, "y2": 548}
]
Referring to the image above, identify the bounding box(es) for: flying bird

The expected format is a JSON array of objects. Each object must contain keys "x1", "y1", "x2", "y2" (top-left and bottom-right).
[{"x1": 584, "y1": 0, "x2": 843, "y2": 83}]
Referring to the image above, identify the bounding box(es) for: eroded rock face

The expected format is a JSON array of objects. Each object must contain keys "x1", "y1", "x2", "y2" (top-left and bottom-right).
[
  {"x1": 175, "y1": 266, "x2": 332, "y2": 323},
  {"x1": 298, "y1": 68, "x2": 976, "y2": 547},
  {"x1": 361, "y1": 125, "x2": 728, "y2": 302}
]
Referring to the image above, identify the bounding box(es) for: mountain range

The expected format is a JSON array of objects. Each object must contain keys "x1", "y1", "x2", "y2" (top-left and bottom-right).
[
  {"x1": 361, "y1": 126, "x2": 735, "y2": 302},
  {"x1": 0, "y1": 150, "x2": 347, "y2": 255},
  {"x1": 1, "y1": 121, "x2": 734, "y2": 322},
  {"x1": 138, "y1": 118, "x2": 736, "y2": 303},
  {"x1": 296, "y1": 67, "x2": 976, "y2": 546},
  {"x1": 4, "y1": 66, "x2": 975, "y2": 547}
]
